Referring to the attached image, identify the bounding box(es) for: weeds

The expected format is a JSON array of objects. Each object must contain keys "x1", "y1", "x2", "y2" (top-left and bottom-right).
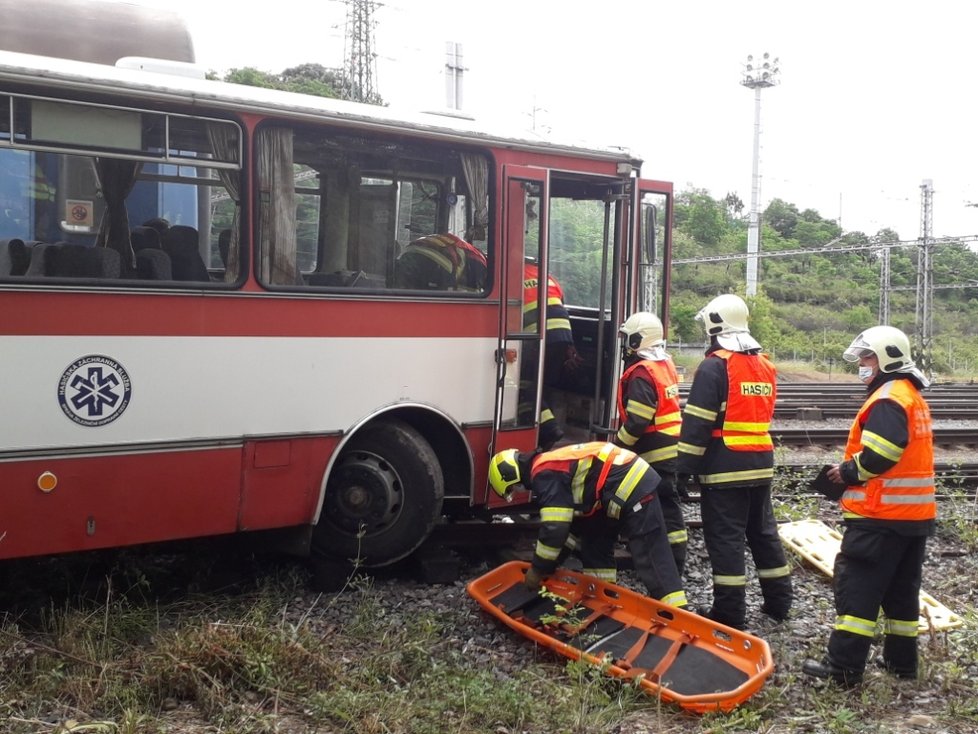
[{"x1": 1, "y1": 529, "x2": 976, "y2": 734}]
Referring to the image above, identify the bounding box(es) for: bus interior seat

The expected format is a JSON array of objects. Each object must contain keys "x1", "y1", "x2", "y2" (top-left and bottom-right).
[
  {"x1": 162, "y1": 225, "x2": 210, "y2": 281},
  {"x1": 25, "y1": 243, "x2": 121, "y2": 279},
  {"x1": 135, "y1": 247, "x2": 173, "y2": 280},
  {"x1": 48, "y1": 244, "x2": 122, "y2": 279},
  {"x1": 25, "y1": 243, "x2": 56, "y2": 277},
  {"x1": 218, "y1": 228, "x2": 231, "y2": 269},
  {"x1": 131, "y1": 226, "x2": 163, "y2": 251},
  {"x1": 0, "y1": 238, "x2": 32, "y2": 276}
]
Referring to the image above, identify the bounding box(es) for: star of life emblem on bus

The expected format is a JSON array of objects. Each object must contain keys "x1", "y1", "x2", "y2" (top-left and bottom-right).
[{"x1": 58, "y1": 355, "x2": 132, "y2": 427}]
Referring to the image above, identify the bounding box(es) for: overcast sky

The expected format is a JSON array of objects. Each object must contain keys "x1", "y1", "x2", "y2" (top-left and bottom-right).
[{"x1": 130, "y1": 0, "x2": 977, "y2": 242}]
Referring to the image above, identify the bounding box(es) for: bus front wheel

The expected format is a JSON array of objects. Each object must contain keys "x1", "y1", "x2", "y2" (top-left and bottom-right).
[{"x1": 314, "y1": 419, "x2": 444, "y2": 567}]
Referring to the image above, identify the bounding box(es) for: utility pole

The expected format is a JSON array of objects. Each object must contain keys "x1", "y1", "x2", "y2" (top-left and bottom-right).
[
  {"x1": 444, "y1": 42, "x2": 465, "y2": 110},
  {"x1": 914, "y1": 179, "x2": 935, "y2": 377},
  {"x1": 740, "y1": 53, "x2": 780, "y2": 297},
  {"x1": 342, "y1": 0, "x2": 379, "y2": 103},
  {"x1": 878, "y1": 244, "x2": 890, "y2": 324}
]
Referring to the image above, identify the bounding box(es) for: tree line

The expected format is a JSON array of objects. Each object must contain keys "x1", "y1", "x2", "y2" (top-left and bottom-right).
[{"x1": 670, "y1": 190, "x2": 978, "y2": 377}]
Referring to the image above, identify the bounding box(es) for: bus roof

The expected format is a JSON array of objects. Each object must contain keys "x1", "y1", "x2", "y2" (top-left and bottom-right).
[
  {"x1": 0, "y1": 0, "x2": 194, "y2": 65},
  {"x1": 0, "y1": 49, "x2": 644, "y2": 169}
]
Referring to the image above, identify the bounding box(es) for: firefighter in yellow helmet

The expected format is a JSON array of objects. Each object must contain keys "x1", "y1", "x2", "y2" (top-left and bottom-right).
[
  {"x1": 677, "y1": 294, "x2": 792, "y2": 629},
  {"x1": 395, "y1": 233, "x2": 488, "y2": 291},
  {"x1": 488, "y1": 442, "x2": 687, "y2": 608},
  {"x1": 613, "y1": 312, "x2": 687, "y2": 575},
  {"x1": 802, "y1": 326, "x2": 934, "y2": 688}
]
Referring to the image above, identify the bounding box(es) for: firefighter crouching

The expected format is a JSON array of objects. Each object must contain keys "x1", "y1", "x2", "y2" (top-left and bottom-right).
[
  {"x1": 488, "y1": 442, "x2": 688, "y2": 608},
  {"x1": 613, "y1": 312, "x2": 688, "y2": 575},
  {"x1": 677, "y1": 294, "x2": 792, "y2": 629},
  {"x1": 802, "y1": 326, "x2": 935, "y2": 688}
]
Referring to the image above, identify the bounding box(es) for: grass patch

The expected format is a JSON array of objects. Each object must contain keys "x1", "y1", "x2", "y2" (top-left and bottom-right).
[{"x1": 2, "y1": 528, "x2": 977, "y2": 733}]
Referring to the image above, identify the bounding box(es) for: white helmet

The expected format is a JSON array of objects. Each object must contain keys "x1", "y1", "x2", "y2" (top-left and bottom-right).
[
  {"x1": 843, "y1": 325, "x2": 914, "y2": 373},
  {"x1": 619, "y1": 312, "x2": 665, "y2": 357},
  {"x1": 695, "y1": 294, "x2": 760, "y2": 351}
]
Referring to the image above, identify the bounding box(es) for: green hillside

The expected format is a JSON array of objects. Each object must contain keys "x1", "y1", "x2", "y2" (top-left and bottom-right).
[{"x1": 668, "y1": 189, "x2": 978, "y2": 380}]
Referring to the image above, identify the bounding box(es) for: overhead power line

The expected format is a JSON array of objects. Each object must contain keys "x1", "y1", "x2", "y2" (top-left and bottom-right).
[{"x1": 671, "y1": 234, "x2": 978, "y2": 265}]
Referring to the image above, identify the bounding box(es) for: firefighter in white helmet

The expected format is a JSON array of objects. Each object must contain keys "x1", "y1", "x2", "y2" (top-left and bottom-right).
[
  {"x1": 677, "y1": 294, "x2": 792, "y2": 629},
  {"x1": 803, "y1": 325, "x2": 934, "y2": 688},
  {"x1": 488, "y1": 443, "x2": 687, "y2": 608},
  {"x1": 613, "y1": 312, "x2": 687, "y2": 575}
]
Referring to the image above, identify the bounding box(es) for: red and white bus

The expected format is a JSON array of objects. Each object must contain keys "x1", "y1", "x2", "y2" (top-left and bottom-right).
[{"x1": 0, "y1": 1, "x2": 673, "y2": 568}]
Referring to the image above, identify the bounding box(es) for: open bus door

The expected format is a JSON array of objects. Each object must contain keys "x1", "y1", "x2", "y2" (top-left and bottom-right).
[
  {"x1": 632, "y1": 179, "x2": 674, "y2": 333},
  {"x1": 486, "y1": 166, "x2": 549, "y2": 508}
]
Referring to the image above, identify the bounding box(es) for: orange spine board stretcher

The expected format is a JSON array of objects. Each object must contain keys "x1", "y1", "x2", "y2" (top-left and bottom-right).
[{"x1": 466, "y1": 560, "x2": 773, "y2": 714}]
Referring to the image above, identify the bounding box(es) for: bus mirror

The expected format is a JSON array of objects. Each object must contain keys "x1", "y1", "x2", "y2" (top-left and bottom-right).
[{"x1": 643, "y1": 205, "x2": 658, "y2": 264}]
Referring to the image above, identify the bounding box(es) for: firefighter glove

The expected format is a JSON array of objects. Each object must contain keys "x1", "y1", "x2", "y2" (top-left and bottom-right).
[{"x1": 562, "y1": 345, "x2": 584, "y2": 374}]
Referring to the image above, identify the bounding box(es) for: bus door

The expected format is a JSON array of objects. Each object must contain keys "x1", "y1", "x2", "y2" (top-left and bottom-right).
[
  {"x1": 488, "y1": 166, "x2": 548, "y2": 506},
  {"x1": 546, "y1": 176, "x2": 631, "y2": 443},
  {"x1": 632, "y1": 179, "x2": 674, "y2": 332}
]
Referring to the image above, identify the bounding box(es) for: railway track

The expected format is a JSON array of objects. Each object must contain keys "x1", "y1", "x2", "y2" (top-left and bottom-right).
[
  {"x1": 681, "y1": 382, "x2": 978, "y2": 420},
  {"x1": 774, "y1": 425, "x2": 978, "y2": 450},
  {"x1": 774, "y1": 461, "x2": 978, "y2": 494}
]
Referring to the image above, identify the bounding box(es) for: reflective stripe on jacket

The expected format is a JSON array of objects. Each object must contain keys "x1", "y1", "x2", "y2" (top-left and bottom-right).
[{"x1": 841, "y1": 380, "x2": 936, "y2": 521}]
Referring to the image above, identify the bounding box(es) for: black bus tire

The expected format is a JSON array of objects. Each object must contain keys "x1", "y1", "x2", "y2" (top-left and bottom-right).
[{"x1": 314, "y1": 419, "x2": 444, "y2": 567}]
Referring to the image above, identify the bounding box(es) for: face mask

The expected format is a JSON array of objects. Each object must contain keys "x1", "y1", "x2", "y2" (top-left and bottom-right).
[{"x1": 858, "y1": 366, "x2": 876, "y2": 383}]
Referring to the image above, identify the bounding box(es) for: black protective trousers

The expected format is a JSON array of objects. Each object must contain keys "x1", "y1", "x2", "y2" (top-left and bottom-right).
[
  {"x1": 571, "y1": 488, "x2": 685, "y2": 603},
  {"x1": 699, "y1": 483, "x2": 793, "y2": 628},
  {"x1": 827, "y1": 524, "x2": 926, "y2": 675},
  {"x1": 651, "y1": 470, "x2": 687, "y2": 575}
]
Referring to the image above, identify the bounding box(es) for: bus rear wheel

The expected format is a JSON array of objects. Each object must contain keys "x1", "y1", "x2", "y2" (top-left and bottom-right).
[{"x1": 314, "y1": 419, "x2": 444, "y2": 567}]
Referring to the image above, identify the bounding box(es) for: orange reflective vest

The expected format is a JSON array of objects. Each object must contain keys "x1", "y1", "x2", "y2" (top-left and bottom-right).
[
  {"x1": 840, "y1": 380, "x2": 936, "y2": 521},
  {"x1": 617, "y1": 359, "x2": 682, "y2": 438},
  {"x1": 531, "y1": 442, "x2": 644, "y2": 518},
  {"x1": 710, "y1": 349, "x2": 776, "y2": 452},
  {"x1": 523, "y1": 263, "x2": 572, "y2": 338}
]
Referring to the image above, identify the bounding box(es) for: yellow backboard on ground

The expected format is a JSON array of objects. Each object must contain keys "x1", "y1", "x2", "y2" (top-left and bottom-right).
[{"x1": 778, "y1": 519, "x2": 963, "y2": 632}]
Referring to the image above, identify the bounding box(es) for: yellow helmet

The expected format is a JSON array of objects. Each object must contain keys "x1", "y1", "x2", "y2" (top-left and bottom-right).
[{"x1": 488, "y1": 449, "x2": 524, "y2": 500}]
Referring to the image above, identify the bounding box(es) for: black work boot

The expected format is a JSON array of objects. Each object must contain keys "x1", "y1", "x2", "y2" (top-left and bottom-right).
[
  {"x1": 760, "y1": 603, "x2": 790, "y2": 622},
  {"x1": 759, "y1": 577, "x2": 793, "y2": 622},
  {"x1": 802, "y1": 658, "x2": 863, "y2": 688},
  {"x1": 875, "y1": 658, "x2": 917, "y2": 680},
  {"x1": 881, "y1": 635, "x2": 918, "y2": 679},
  {"x1": 696, "y1": 606, "x2": 744, "y2": 631}
]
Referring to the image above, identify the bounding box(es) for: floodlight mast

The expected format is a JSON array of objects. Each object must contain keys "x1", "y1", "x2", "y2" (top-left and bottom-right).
[
  {"x1": 741, "y1": 53, "x2": 780, "y2": 297},
  {"x1": 914, "y1": 179, "x2": 935, "y2": 376}
]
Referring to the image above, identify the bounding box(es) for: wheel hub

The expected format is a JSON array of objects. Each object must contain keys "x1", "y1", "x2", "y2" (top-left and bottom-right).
[{"x1": 325, "y1": 450, "x2": 403, "y2": 534}]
